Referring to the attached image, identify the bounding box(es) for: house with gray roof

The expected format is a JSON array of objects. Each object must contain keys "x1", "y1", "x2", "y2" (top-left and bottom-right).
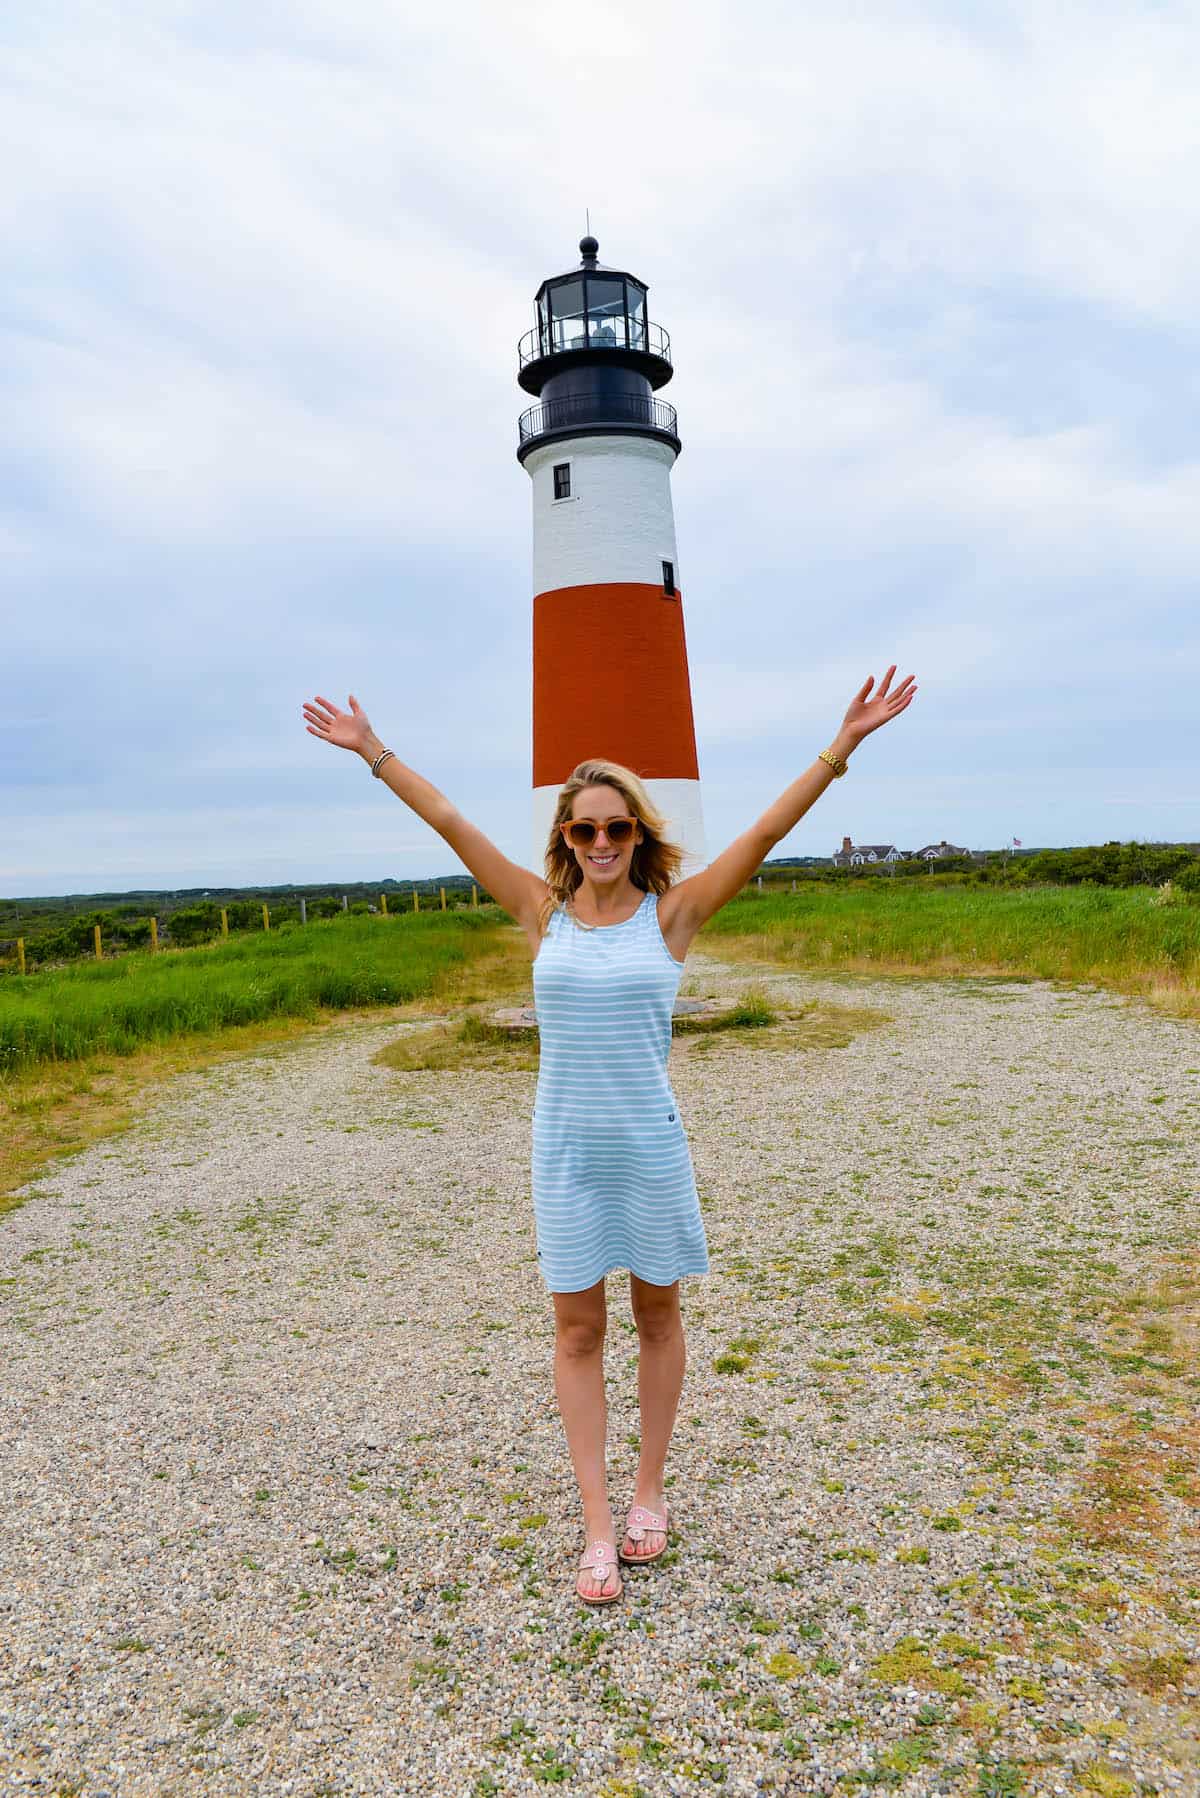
[
  {"x1": 914, "y1": 840, "x2": 971, "y2": 860},
  {"x1": 832, "y1": 836, "x2": 902, "y2": 868}
]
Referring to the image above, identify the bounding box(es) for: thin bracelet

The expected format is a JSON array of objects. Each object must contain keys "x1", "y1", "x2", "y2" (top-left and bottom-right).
[
  {"x1": 818, "y1": 748, "x2": 848, "y2": 778},
  {"x1": 371, "y1": 748, "x2": 396, "y2": 778}
]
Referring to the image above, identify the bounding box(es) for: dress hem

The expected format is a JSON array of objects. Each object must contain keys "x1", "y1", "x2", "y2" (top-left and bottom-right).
[{"x1": 543, "y1": 1258, "x2": 710, "y2": 1294}]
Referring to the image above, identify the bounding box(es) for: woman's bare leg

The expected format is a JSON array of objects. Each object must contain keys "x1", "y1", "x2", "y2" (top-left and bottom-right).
[
  {"x1": 624, "y1": 1274, "x2": 685, "y2": 1558},
  {"x1": 552, "y1": 1278, "x2": 616, "y2": 1597}
]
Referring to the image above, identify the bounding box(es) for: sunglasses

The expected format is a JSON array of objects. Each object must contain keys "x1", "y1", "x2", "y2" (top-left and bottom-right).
[{"x1": 561, "y1": 816, "x2": 639, "y2": 848}]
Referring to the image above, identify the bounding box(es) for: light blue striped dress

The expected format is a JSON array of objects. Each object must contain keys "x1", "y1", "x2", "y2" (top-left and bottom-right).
[{"x1": 531, "y1": 890, "x2": 710, "y2": 1293}]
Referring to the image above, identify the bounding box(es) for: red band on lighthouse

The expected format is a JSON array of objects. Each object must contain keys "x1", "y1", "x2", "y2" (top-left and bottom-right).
[{"x1": 533, "y1": 581, "x2": 700, "y2": 788}]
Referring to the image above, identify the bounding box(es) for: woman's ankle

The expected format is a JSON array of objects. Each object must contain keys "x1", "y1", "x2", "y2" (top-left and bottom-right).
[{"x1": 633, "y1": 1470, "x2": 666, "y2": 1502}]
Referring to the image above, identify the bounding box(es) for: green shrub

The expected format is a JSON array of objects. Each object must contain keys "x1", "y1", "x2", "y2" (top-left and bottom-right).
[{"x1": 167, "y1": 904, "x2": 222, "y2": 946}]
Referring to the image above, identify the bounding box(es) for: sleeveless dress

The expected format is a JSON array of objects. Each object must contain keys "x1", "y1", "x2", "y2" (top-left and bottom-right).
[{"x1": 531, "y1": 890, "x2": 710, "y2": 1293}]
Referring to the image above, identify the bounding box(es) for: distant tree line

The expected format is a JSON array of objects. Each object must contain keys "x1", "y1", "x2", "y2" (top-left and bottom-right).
[
  {"x1": 1010, "y1": 842, "x2": 1200, "y2": 889},
  {"x1": 760, "y1": 841, "x2": 1200, "y2": 891}
]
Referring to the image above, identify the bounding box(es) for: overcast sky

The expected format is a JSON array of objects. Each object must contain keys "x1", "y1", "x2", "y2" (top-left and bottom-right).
[{"x1": 4, "y1": 0, "x2": 1197, "y2": 896}]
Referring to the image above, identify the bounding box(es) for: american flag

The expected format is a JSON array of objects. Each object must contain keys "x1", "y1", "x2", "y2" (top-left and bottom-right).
[{"x1": 1013, "y1": 836, "x2": 1022, "y2": 847}]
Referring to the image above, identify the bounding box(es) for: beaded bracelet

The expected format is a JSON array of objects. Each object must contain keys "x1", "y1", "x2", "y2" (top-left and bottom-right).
[{"x1": 371, "y1": 748, "x2": 396, "y2": 778}]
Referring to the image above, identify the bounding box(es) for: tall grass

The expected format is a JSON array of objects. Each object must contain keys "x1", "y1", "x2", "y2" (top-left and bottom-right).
[
  {"x1": 702, "y1": 884, "x2": 1200, "y2": 1000},
  {"x1": 0, "y1": 912, "x2": 496, "y2": 1072}
]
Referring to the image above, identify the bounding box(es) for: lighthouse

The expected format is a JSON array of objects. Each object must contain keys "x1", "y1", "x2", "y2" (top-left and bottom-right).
[{"x1": 517, "y1": 235, "x2": 705, "y2": 871}]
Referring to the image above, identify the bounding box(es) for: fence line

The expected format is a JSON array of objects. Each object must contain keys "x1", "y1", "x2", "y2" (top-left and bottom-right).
[{"x1": 3, "y1": 888, "x2": 494, "y2": 974}]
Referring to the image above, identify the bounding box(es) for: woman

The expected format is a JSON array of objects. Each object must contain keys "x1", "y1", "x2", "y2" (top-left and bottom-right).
[{"x1": 302, "y1": 666, "x2": 916, "y2": 1605}]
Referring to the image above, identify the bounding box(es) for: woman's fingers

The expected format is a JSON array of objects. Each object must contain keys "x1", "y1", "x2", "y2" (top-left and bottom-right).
[{"x1": 883, "y1": 683, "x2": 917, "y2": 717}]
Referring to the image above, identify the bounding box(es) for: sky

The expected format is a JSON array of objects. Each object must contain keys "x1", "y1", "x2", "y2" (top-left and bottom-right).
[{"x1": 3, "y1": 0, "x2": 1198, "y2": 897}]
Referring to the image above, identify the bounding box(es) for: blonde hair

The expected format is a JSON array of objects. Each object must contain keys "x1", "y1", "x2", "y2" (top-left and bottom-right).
[{"x1": 538, "y1": 758, "x2": 685, "y2": 937}]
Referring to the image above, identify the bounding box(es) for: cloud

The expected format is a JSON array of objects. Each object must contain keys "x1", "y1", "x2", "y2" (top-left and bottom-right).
[{"x1": 2, "y1": 1, "x2": 1198, "y2": 891}]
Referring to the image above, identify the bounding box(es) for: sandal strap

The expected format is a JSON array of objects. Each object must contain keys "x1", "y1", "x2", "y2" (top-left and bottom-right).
[
  {"x1": 626, "y1": 1504, "x2": 668, "y2": 1535},
  {"x1": 579, "y1": 1539, "x2": 619, "y2": 1573}
]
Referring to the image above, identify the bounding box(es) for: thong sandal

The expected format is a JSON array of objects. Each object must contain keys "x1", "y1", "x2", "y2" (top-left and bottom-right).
[
  {"x1": 576, "y1": 1538, "x2": 623, "y2": 1606},
  {"x1": 619, "y1": 1501, "x2": 670, "y2": 1565}
]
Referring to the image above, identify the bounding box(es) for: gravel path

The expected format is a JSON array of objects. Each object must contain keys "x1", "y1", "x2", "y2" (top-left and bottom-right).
[{"x1": 2, "y1": 949, "x2": 1198, "y2": 1797}]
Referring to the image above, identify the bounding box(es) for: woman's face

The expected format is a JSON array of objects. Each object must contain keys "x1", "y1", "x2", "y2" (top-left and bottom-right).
[{"x1": 564, "y1": 784, "x2": 644, "y2": 885}]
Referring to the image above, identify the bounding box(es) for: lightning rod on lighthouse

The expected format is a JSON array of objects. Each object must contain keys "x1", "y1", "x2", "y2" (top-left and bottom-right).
[{"x1": 517, "y1": 235, "x2": 706, "y2": 872}]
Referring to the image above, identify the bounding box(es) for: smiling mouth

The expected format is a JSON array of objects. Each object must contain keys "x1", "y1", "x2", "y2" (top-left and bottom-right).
[{"x1": 588, "y1": 853, "x2": 618, "y2": 866}]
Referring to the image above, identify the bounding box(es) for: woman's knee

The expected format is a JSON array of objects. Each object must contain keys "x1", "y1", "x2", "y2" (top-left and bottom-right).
[
  {"x1": 630, "y1": 1275, "x2": 682, "y2": 1342},
  {"x1": 553, "y1": 1281, "x2": 607, "y2": 1355}
]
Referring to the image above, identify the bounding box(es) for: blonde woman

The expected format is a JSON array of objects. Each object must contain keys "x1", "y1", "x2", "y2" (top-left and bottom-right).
[{"x1": 303, "y1": 668, "x2": 916, "y2": 1605}]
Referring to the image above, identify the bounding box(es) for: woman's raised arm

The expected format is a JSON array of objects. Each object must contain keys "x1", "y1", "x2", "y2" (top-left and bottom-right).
[
  {"x1": 302, "y1": 694, "x2": 549, "y2": 935},
  {"x1": 658, "y1": 666, "x2": 917, "y2": 957}
]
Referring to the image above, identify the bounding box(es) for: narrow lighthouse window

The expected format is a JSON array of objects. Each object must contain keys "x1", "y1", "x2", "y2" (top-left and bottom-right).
[
  {"x1": 662, "y1": 560, "x2": 676, "y2": 596},
  {"x1": 553, "y1": 463, "x2": 571, "y2": 500}
]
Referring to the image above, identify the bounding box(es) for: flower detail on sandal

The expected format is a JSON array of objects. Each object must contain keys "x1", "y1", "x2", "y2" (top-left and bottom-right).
[{"x1": 619, "y1": 1502, "x2": 670, "y2": 1563}]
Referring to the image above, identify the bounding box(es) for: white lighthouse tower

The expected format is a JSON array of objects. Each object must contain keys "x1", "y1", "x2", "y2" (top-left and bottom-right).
[{"x1": 517, "y1": 235, "x2": 705, "y2": 871}]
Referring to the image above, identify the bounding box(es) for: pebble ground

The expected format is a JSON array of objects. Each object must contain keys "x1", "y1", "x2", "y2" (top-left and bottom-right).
[{"x1": 1, "y1": 950, "x2": 1198, "y2": 1797}]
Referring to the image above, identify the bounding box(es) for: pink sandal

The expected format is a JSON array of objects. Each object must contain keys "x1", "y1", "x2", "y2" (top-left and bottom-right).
[
  {"x1": 619, "y1": 1501, "x2": 670, "y2": 1564},
  {"x1": 576, "y1": 1538, "x2": 623, "y2": 1605}
]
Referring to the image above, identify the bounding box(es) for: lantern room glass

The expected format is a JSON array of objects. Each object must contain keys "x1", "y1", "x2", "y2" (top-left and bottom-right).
[
  {"x1": 538, "y1": 274, "x2": 651, "y2": 357},
  {"x1": 585, "y1": 278, "x2": 626, "y2": 346},
  {"x1": 548, "y1": 279, "x2": 586, "y2": 352},
  {"x1": 627, "y1": 281, "x2": 646, "y2": 350}
]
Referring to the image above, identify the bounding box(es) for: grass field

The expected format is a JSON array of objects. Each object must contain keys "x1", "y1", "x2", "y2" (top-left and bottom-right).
[
  {"x1": 0, "y1": 911, "x2": 521, "y2": 1205},
  {"x1": 0, "y1": 910, "x2": 503, "y2": 1072},
  {"x1": 701, "y1": 883, "x2": 1200, "y2": 1016},
  {"x1": 4, "y1": 879, "x2": 1197, "y2": 1206}
]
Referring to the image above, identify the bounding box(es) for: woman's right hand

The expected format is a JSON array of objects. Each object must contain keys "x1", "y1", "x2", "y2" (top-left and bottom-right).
[{"x1": 302, "y1": 693, "x2": 377, "y2": 758}]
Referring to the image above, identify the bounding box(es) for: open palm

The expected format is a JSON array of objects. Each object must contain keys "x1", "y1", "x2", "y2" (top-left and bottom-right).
[
  {"x1": 841, "y1": 666, "x2": 917, "y2": 744},
  {"x1": 303, "y1": 693, "x2": 373, "y2": 754}
]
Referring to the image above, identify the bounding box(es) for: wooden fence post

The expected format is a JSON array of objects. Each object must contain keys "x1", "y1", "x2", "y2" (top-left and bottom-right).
[
  {"x1": 380, "y1": 892, "x2": 389, "y2": 916},
  {"x1": 440, "y1": 887, "x2": 446, "y2": 911},
  {"x1": 472, "y1": 884, "x2": 478, "y2": 909},
  {"x1": 221, "y1": 908, "x2": 229, "y2": 937},
  {"x1": 262, "y1": 903, "x2": 270, "y2": 931},
  {"x1": 150, "y1": 917, "x2": 158, "y2": 952},
  {"x1": 94, "y1": 923, "x2": 102, "y2": 960},
  {"x1": 299, "y1": 898, "x2": 307, "y2": 924},
  {"x1": 413, "y1": 889, "x2": 420, "y2": 913},
  {"x1": 341, "y1": 894, "x2": 348, "y2": 912},
  {"x1": 17, "y1": 937, "x2": 25, "y2": 975}
]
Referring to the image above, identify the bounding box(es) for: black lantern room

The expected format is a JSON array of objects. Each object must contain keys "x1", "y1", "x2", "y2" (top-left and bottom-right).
[{"x1": 516, "y1": 236, "x2": 680, "y2": 463}]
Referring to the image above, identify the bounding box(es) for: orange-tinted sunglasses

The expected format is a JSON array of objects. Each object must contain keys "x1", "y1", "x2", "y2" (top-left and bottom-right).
[{"x1": 561, "y1": 816, "x2": 638, "y2": 848}]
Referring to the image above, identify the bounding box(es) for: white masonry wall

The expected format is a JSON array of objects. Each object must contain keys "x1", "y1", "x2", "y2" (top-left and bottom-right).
[{"x1": 524, "y1": 435, "x2": 679, "y2": 594}]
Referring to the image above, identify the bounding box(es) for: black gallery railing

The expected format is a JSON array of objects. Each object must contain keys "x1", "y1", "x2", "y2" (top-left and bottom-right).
[
  {"x1": 518, "y1": 318, "x2": 671, "y2": 370},
  {"x1": 518, "y1": 393, "x2": 679, "y2": 446}
]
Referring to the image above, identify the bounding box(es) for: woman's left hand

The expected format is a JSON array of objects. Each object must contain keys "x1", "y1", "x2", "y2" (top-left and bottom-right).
[{"x1": 841, "y1": 666, "x2": 917, "y2": 746}]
